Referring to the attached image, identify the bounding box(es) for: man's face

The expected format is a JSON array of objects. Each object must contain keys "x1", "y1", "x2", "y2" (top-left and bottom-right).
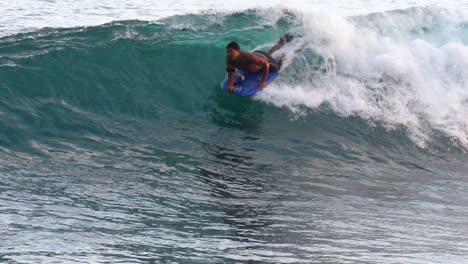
[{"x1": 227, "y1": 48, "x2": 240, "y2": 60}]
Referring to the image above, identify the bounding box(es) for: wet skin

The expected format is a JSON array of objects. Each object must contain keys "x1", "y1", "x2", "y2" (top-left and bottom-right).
[{"x1": 225, "y1": 49, "x2": 269, "y2": 92}]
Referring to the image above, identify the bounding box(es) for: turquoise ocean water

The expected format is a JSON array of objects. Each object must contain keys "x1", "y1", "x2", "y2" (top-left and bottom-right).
[{"x1": 1, "y1": 1, "x2": 468, "y2": 263}]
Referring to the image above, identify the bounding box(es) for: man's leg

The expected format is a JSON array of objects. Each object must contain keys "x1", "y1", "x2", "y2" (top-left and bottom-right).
[{"x1": 267, "y1": 33, "x2": 294, "y2": 55}]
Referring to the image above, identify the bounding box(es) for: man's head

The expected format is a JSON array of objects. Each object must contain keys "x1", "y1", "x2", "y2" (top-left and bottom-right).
[{"x1": 226, "y1": 41, "x2": 240, "y2": 59}]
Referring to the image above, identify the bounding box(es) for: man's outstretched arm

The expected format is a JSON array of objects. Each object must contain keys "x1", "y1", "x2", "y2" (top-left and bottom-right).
[
  {"x1": 226, "y1": 58, "x2": 236, "y2": 92},
  {"x1": 260, "y1": 59, "x2": 269, "y2": 89},
  {"x1": 226, "y1": 70, "x2": 236, "y2": 92}
]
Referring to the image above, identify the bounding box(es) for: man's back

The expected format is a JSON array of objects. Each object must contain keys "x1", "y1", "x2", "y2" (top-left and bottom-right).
[{"x1": 226, "y1": 51, "x2": 267, "y2": 73}]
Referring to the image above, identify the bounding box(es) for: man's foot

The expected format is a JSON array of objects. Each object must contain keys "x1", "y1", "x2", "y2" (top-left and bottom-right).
[{"x1": 279, "y1": 33, "x2": 294, "y2": 46}]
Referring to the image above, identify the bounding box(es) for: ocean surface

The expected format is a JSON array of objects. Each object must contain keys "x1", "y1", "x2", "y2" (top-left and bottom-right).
[{"x1": 1, "y1": 1, "x2": 468, "y2": 263}]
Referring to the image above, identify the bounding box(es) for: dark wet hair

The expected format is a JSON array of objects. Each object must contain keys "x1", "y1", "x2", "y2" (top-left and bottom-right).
[{"x1": 226, "y1": 41, "x2": 240, "y2": 51}]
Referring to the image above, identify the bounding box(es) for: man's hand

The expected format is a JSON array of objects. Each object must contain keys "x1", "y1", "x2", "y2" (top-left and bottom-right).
[
  {"x1": 227, "y1": 86, "x2": 235, "y2": 93},
  {"x1": 259, "y1": 81, "x2": 267, "y2": 89}
]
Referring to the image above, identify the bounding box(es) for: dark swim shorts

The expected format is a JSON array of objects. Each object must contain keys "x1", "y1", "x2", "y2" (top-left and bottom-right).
[{"x1": 253, "y1": 50, "x2": 280, "y2": 71}]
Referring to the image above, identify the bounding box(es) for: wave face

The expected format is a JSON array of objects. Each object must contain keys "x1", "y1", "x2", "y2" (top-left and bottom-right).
[
  {"x1": 2, "y1": 7, "x2": 468, "y2": 264},
  {"x1": 1, "y1": 7, "x2": 468, "y2": 150}
]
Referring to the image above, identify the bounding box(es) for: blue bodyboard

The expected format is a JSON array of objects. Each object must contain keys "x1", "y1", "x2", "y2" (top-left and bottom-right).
[{"x1": 222, "y1": 69, "x2": 279, "y2": 96}]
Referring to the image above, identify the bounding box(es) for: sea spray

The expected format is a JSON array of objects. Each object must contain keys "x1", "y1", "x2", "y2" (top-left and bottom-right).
[{"x1": 258, "y1": 7, "x2": 468, "y2": 147}]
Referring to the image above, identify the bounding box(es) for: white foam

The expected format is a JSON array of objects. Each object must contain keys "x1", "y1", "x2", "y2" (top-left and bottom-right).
[{"x1": 257, "y1": 7, "x2": 468, "y2": 148}]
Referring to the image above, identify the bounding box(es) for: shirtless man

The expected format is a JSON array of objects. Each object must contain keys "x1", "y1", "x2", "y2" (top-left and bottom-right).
[{"x1": 225, "y1": 34, "x2": 293, "y2": 93}]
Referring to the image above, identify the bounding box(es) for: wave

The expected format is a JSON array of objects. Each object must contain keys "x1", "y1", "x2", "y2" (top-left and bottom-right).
[
  {"x1": 0, "y1": 7, "x2": 468, "y2": 152},
  {"x1": 258, "y1": 7, "x2": 468, "y2": 148}
]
